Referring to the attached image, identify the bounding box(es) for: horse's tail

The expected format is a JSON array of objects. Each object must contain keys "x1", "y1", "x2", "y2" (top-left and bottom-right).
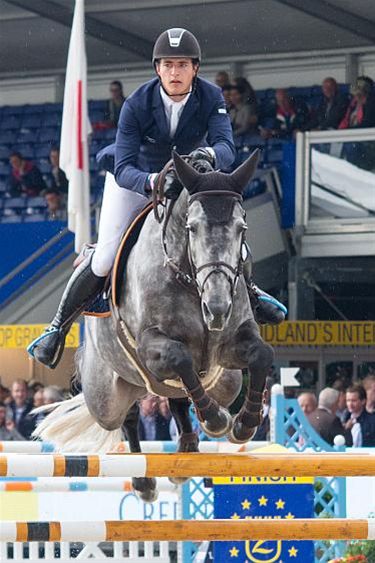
[{"x1": 32, "y1": 394, "x2": 123, "y2": 453}]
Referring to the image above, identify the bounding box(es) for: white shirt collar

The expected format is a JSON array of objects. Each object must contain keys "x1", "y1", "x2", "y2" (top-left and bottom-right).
[{"x1": 159, "y1": 86, "x2": 191, "y2": 111}]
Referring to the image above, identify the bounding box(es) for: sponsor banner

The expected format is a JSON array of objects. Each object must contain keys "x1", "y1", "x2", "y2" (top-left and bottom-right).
[
  {"x1": 0, "y1": 323, "x2": 80, "y2": 349},
  {"x1": 261, "y1": 321, "x2": 375, "y2": 347}
]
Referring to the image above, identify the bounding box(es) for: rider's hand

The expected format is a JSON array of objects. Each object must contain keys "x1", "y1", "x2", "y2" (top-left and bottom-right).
[
  {"x1": 189, "y1": 147, "x2": 216, "y2": 169},
  {"x1": 164, "y1": 170, "x2": 183, "y2": 200}
]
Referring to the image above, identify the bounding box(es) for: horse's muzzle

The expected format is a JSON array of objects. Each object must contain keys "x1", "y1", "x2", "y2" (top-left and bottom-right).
[{"x1": 202, "y1": 299, "x2": 232, "y2": 331}]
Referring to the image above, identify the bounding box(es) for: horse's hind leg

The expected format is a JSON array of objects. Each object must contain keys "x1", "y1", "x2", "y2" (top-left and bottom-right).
[
  {"x1": 223, "y1": 320, "x2": 274, "y2": 443},
  {"x1": 121, "y1": 403, "x2": 158, "y2": 503},
  {"x1": 138, "y1": 328, "x2": 232, "y2": 438}
]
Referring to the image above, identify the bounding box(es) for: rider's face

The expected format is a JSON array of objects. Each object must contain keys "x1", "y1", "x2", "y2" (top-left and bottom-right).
[{"x1": 156, "y1": 58, "x2": 197, "y2": 98}]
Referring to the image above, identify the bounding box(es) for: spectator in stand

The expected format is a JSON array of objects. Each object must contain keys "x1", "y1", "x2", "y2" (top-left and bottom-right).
[
  {"x1": 44, "y1": 189, "x2": 67, "y2": 221},
  {"x1": 307, "y1": 387, "x2": 352, "y2": 446},
  {"x1": 339, "y1": 76, "x2": 375, "y2": 169},
  {"x1": 138, "y1": 395, "x2": 171, "y2": 441},
  {"x1": 229, "y1": 82, "x2": 259, "y2": 137},
  {"x1": 332, "y1": 379, "x2": 349, "y2": 423},
  {"x1": 43, "y1": 385, "x2": 65, "y2": 404},
  {"x1": 215, "y1": 71, "x2": 230, "y2": 90},
  {"x1": 363, "y1": 375, "x2": 375, "y2": 414},
  {"x1": 0, "y1": 383, "x2": 11, "y2": 405},
  {"x1": 0, "y1": 402, "x2": 25, "y2": 441},
  {"x1": 232, "y1": 77, "x2": 258, "y2": 107},
  {"x1": 297, "y1": 391, "x2": 317, "y2": 416},
  {"x1": 8, "y1": 151, "x2": 46, "y2": 197},
  {"x1": 104, "y1": 80, "x2": 126, "y2": 128},
  {"x1": 157, "y1": 398, "x2": 172, "y2": 440},
  {"x1": 222, "y1": 84, "x2": 233, "y2": 110},
  {"x1": 6, "y1": 379, "x2": 34, "y2": 440},
  {"x1": 262, "y1": 88, "x2": 310, "y2": 139},
  {"x1": 49, "y1": 148, "x2": 68, "y2": 194},
  {"x1": 307, "y1": 77, "x2": 348, "y2": 130},
  {"x1": 344, "y1": 384, "x2": 375, "y2": 446},
  {"x1": 253, "y1": 376, "x2": 274, "y2": 441}
]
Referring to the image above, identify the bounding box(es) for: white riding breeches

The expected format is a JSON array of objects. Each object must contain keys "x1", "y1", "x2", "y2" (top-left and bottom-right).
[{"x1": 91, "y1": 172, "x2": 149, "y2": 277}]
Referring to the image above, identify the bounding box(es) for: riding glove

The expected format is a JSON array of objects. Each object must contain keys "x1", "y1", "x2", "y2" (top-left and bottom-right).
[{"x1": 189, "y1": 147, "x2": 216, "y2": 168}]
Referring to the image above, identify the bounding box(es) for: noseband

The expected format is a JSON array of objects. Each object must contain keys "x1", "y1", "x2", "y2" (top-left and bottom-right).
[{"x1": 161, "y1": 189, "x2": 247, "y2": 299}]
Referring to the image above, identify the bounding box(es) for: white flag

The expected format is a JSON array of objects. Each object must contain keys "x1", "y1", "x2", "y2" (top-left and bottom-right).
[{"x1": 60, "y1": 0, "x2": 91, "y2": 253}]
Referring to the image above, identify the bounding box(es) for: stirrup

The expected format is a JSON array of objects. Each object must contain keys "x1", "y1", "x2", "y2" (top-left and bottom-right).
[
  {"x1": 257, "y1": 294, "x2": 288, "y2": 315},
  {"x1": 27, "y1": 326, "x2": 66, "y2": 369},
  {"x1": 27, "y1": 326, "x2": 59, "y2": 358}
]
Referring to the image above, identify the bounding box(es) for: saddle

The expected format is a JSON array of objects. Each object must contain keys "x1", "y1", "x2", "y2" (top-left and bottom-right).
[{"x1": 81, "y1": 202, "x2": 153, "y2": 317}]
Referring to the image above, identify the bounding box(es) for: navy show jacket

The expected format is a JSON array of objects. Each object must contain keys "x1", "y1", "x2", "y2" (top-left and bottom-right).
[{"x1": 110, "y1": 76, "x2": 235, "y2": 196}]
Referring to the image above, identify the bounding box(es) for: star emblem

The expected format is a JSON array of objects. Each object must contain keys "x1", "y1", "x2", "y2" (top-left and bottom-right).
[
  {"x1": 275, "y1": 498, "x2": 285, "y2": 509},
  {"x1": 258, "y1": 495, "x2": 268, "y2": 506},
  {"x1": 231, "y1": 512, "x2": 241, "y2": 520},
  {"x1": 288, "y1": 546, "x2": 298, "y2": 557},
  {"x1": 241, "y1": 499, "x2": 251, "y2": 510},
  {"x1": 285, "y1": 512, "x2": 295, "y2": 519},
  {"x1": 229, "y1": 546, "x2": 239, "y2": 557}
]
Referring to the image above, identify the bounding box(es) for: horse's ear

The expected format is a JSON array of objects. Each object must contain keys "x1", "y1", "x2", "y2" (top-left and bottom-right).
[
  {"x1": 172, "y1": 151, "x2": 200, "y2": 193},
  {"x1": 230, "y1": 149, "x2": 260, "y2": 193}
]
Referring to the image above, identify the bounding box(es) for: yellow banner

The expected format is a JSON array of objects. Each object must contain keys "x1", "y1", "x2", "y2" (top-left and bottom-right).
[
  {"x1": 0, "y1": 324, "x2": 80, "y2": 349},
  {"x1": 260, "y1": 321, "x2": 375, "y2": 347},
  {"x1": 213, "y1": 476, "x2": 314, "y2": 485}
]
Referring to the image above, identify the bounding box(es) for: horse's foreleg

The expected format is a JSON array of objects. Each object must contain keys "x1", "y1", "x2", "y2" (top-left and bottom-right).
[
  {"x1": 121, "y1": 403, "x2": 158, "y2": 503},
  {"x1": 138, "y1": 328, "x2": 232, "y2": 438},
  {"x1": 223, "y1": 321, "x2": 274, "y2": 444},
  {"x1": 168, "y1": 397, "x2": 199, "y2": 485}
]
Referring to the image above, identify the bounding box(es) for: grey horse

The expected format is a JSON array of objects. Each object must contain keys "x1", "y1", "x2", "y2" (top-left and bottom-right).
[{"x1": 35, "y1": 151, "x2": 274, "y2": 501}]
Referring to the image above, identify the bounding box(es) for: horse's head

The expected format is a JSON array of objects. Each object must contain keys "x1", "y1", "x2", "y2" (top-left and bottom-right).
[{"x1": 173, "y1": 150, "x2": 259, "y2": 331}]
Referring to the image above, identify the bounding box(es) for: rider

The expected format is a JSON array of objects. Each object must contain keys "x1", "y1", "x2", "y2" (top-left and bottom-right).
[{"x1": 28, "y1": 28, "x2": 287, "y2": 369}]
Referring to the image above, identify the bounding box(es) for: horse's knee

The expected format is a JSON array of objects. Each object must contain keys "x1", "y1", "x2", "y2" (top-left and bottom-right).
[
  {"x1": 249, "y1": 340, "x2": 274, "y2": 371},
  {"x1": 141, "y1": 339, "x2": 193, "y2": 381}
]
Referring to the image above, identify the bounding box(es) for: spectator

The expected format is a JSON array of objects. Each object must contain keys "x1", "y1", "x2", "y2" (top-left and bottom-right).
[
  {"x1": 266, "y1": 88, "x2": 310, "y2": 139},
  {"x1": 157, "y1": 398, "x2": 173, "y2": 440},
  {"x1": 307, "y1": 77, "x2": 348, "y2": 130},
  {"x1": 339, "y1": 76, "x2": 375, "y2": 130},
  {"x1": 49, "y1": 148, "x2": 68, "y2": 194},
  {"x1": 344, "y1": 384, "x2": 375, "y2": 447},
  {"x1": 0, "y1": 384, "x2": 11, "y2": 405},
  {"x1": 138, "y1": 395, "x2": 171, "y2": 441},
  {"x1": 104, "y1": 80, "x2": 126, "y2": 127},
  {"x1": 0, "y1": 402, "x2": 25, "y2": 441},
  {"x1": 222, "y1": 84, "x2": 233, "y2": 110},
  {"x1": 229, "y1": 84, "x2": 259, "y2": 137},
  {"x1": 232, "y1": 77, "x2": 258, "y2": 107},
  {"x1": 6, "y1": 379, "x2": 34, "y2": 439},
  {"x1": 43, "y1": 385, "x2": 65, "y2": 404},
  {"x1": 332, "y1": 380, "x2": 349, "y2": 423},
  {"x1": 8, "y1": 151, "x2": 46, "y2": 197},
  {"x1": 253, "y1": 376, "x2": 274, "y2": 441},
  {"x1": 297, "y1": 391, "x2": 317, "y2": 416},
  {"x1": 307, "y1": 387, "x2": 352, "y2": 446},
  {"x1": 215, "y1": 71, "x2": 230, "y2": 90},
  {"x1": 363, "y1": 375, "x2": 375, "y2": 414},
  {"x1": 45, "y1": 189, "x2": 67, "y2": 220}
]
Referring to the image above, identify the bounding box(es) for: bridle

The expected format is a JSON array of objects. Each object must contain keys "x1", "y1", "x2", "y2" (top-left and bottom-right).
[{"x1": 159, "y1": 184, "x2": 248, "y2": 300}]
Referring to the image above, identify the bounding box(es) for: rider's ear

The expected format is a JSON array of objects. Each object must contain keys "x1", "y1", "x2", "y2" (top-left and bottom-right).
[
  {"x1": 172, "y1": 151, "x2": 200, "y2": 193},
  {"x1": 230, "y1": 149, "x2": 260, "y2": 193}
]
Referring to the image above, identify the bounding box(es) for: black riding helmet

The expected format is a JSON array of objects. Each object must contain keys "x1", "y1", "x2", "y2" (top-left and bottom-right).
[{"x1": 152, "y1": 28, "x2": 201, "y2": 66}]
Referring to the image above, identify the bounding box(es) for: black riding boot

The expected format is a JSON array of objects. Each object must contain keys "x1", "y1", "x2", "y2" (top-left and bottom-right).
[
  {"x1": 243, "y1": 262, "x2": 287, "y2": 325},
  {"x1": 28, "y1": 258, "x2": 106, "y2": 369}
]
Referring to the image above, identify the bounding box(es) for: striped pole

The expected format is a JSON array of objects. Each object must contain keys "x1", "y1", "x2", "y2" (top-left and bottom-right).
[
  {"x1": 0, "y1": 440, "x2": 268, "y2": 454},
  {"x1": 1, "y1": 519, "x2": 374, "y2": 542},
  {"x1": 0, "y1": 452, "x2": 374, "y2": 478},
  {"x1": 0, "y1": 477, "x2": 177, "y2": 493}
]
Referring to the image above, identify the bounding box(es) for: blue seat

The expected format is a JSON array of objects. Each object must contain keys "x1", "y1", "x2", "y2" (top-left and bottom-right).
[
  {"x1": 2, "y1": 105, "x2": 24, "y2": 116},
  {"x1": 23, "y1": 104, "x2": 45, "y2": 114},
  {"x1": 17, "y1": 129, "x2": 38, "y2": 144},
  {"x1": 89, "y1": 100, "x2": 107, "y2": 111},
  {"x1": 1, "y1": 116, "x2": 21, "y2": 130},
  {"x1": 0, "y1": 131, "x2": 17, "y2": 144},
  {"x1": 0, "y1": 145, "x2": 10, "y2": 159},
  {"x1": 1, "y1": 214, "x2": 22, "y2": 223},
  {"x1": 4, "y1": 196, "x2": 27, "y2": 209},
  {"x1": 15, "y1": 144, "x2": 34, "y2": 159},
  {"x1": 104, "y1": 129, "x2": 116, "y2": 141},
  {"x1": 24, "y1": 212, "x2": 47, "y2": 222},
  {"x1": 38, "y1": 128, "x2": 60, "y2": 143},
  {"x1": 90, "y1": 110, "x2": 105, "y2": 122},
  {"x1": 42, "y1": 113, "x2": 62, "y2": 127},
  {"x1": 21, "y1": 115, "x2": 42, "y2": 128},
  {"x1": 0, "y1": 161, "x2": 10, "y2": 175},
  {"x1": 34, "y1": 144, "x2": 52, "y2": 159},
  {"x1": 0, "y1": 180, "x2": 8, "y2": 195},
  {"x1": 89, "y1": 156, "x2": 98, "y2": 172},
  {"x1": 26, "y1": 196, "x2": 46, "y2": 209},
  {"x1": 266, "y1": 148, "x2": 284, "y2": 164}
]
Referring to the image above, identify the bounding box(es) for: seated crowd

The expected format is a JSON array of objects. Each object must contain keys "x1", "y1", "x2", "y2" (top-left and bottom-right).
[
  {"x1": 0, "y1": 74, "x2": 374, "y2": 222},
  {"x1": 1, "y1": 373, "x2": 374, "y2": 446}
]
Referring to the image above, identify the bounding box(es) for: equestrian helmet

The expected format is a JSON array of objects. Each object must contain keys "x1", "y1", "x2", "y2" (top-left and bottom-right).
[{"x1": 152, "y1": 28, "x2": 201, "y2": 65}]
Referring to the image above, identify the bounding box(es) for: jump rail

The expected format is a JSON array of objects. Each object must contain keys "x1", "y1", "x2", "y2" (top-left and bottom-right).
[
  {"x1": 1, "y1": 519, "x2": 374, "y2": 542},
  {"x1": 0, "y1": 440, "x2": 268, "y2": 453},
  {"x1": 0, "y1": 477, "x2": 177, "y2": 493},
  {"x1": 0, "y1": 452, "x2": 374, "y2": 478}
]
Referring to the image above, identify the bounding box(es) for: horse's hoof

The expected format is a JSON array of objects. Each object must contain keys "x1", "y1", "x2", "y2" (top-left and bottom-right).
[
  {"x1": 227, "y1": 417, "x2": 257, "y2": 444},
  {"x1": 200, "y1": 407, "x2": 232, "y2": 438},
  {"x1": 169, "y1": 476, "x2": 189, "y2": 485},
  {"x1": 132, "y1": 477, "x2": 158, "y2": 503}
]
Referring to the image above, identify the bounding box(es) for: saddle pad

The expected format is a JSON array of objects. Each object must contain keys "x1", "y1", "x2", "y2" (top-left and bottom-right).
[{"x1": 83, "y1": 202, "x2": 153, "y2": 317}]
